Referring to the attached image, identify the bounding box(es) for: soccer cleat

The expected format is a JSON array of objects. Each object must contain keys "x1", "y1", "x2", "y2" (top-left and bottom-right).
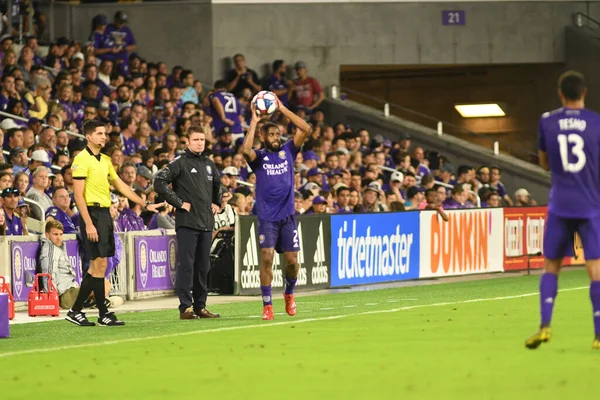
[
  {"x1": 525, "y1": 326, "x2": 552, "y2": 349},
  {"x1": 65, "y1": 310, "x2": 96, "y2": 327},
  {"x1": 262, "y1": 305, "x2": 274, "y2": 321},
  {"x1": 283, "y1": 294, "x2": 297, "y2": 316},
  {"x1": 98, "y1": 312, "x2": 125, "y2": 326},
  {"x1": 593, "y1": 337, "x2": 600, "y2": 350}
]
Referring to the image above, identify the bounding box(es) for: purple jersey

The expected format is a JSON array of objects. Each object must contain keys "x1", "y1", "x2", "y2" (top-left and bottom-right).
[
  {"x1": 45, "y1": 206, "x2": 77, "y2": 234},
  {"x1": 105, "y1": 24, "x2": 136, "y2": 64},
  {"x1": 538, "y1": 107, "x2": 600, "y2": 218},
  {"x1": 264, "y1": 74, "x2": 289, "y2": 107},
  {"x1": 249, "y1": 140, "x2": 299, "y2": 222},
  {"x1": 209, "y1": 90, "x2": 242, "y2": 134}
]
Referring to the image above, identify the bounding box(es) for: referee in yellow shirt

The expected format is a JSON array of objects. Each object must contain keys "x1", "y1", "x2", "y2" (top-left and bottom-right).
[{"x1": 66, "y1": 120, "x2": 163, "y2": 327}]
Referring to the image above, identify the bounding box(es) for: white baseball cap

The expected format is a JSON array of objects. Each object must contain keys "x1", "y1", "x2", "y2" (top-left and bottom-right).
[
  {"x1": 515, "y1": 188, "x2": 530, "y2": 197},
  {"x1": 31, "y1": 150, "x2": 50, "y2": 163},
  {"x1": 391, "y1": 171, "x2": 404, "y2": 183},
  {"x1": 222, "y1": 166, "x2": 239, "y2": 176},
  {"x1": 1, "y1": 118, "x2": 19, "y2": 131}
]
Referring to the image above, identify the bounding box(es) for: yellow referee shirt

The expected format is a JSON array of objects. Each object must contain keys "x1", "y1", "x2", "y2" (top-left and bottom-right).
[{"x1": 72, "y1": 147, "x2": 118, "y2": 208}]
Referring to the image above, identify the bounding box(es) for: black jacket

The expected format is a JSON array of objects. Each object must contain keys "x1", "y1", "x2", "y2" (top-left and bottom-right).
[{"x1": 154, "y1": 149, "x2": 222, "y2": 232}]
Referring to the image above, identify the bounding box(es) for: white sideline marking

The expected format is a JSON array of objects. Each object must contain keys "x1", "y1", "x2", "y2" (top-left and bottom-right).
[
  {"x1": 0, "y1": 286, "x2": 587, "y2": 359},
  {"x1": 320, "y1": 307, "x2": 333, "y2": 310},
  {"x1": 365, "y1": 303, "x2": 379, "y2": 306},
  {"x1": 343, "y1": 305, "x2": 356, "y2": 308}
]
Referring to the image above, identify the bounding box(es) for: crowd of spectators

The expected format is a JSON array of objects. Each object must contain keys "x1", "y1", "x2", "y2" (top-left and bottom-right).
[{"x1": 0, "y1": 10, "x2": 539, "y2": 239}]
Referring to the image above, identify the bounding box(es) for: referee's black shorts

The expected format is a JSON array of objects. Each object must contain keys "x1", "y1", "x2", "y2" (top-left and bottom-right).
[{"x1": 80, "y1": 207, "x2": 115, "y2": 260}]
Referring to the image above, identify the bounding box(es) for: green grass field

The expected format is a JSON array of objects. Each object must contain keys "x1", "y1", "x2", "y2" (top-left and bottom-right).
[{"x1": 2, "y1": 269, "x2": 600, "y2": 399}]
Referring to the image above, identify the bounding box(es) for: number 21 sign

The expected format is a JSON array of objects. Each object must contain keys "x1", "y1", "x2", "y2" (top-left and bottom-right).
[{"x1": 442, "y1": 10, "x2": 466, "y2": 26}]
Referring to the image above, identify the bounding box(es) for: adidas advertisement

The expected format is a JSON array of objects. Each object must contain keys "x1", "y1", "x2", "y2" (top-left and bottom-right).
[{"x1": 236, "y1": 215, "x2": 331, "y2": 295}]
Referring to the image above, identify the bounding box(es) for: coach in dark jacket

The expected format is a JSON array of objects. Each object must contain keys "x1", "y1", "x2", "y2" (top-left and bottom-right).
[{"x1": 154, "y1": 125, "x2": 223, "y2": 320}]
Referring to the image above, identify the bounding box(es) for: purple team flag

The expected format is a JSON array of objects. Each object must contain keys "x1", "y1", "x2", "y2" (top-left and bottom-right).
[{"x1": 135, "y1": 236, "x2": 178, "y2": 292}]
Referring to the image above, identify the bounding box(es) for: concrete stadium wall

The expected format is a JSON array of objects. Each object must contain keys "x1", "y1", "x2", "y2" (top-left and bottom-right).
[
  {"x1": 211, "y1": 1, "x2": 587, "y2": 87},
  {"x1": 42, "y1": 1, "x2": 214, "y2": 84},
  {"x1": 44, "y1": 1, "x2": 589, "y2": 88}
]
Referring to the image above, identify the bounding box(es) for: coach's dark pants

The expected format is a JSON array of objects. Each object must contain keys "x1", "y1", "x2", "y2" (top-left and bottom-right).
[{"x1": 176, "y1": 227, "x2": 213, "y2": 313}]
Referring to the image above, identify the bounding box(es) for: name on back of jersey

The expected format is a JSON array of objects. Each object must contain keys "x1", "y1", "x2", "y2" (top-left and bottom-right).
[
  {"x1": 559, "y1": 118, "x2": 586, "y2": 132},
  {"x1": 263, "y1": 160, "x2": 289, "y2": 176}
]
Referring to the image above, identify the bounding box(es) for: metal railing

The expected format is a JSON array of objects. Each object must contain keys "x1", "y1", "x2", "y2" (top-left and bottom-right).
[
  {"x1": 0, "y1": 110, "x2": 84, "y2": 138},
  {"x1": 332, "y1": 86, "x2": 535, "y2": 163},
  {"x1": 23, "y1": 197, "x2": 45, "y2": 234},
  {"x1": 573, "y1": 12, "x2": 600, "y2": 33}
]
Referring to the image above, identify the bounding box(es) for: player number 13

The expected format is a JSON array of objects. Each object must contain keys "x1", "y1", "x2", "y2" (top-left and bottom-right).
[{"x1": 558, "y1": 133, "x2": 586, "y2": 173}]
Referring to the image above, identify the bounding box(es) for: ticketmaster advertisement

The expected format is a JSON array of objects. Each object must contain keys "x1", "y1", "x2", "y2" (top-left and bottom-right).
[
  {"x1": 236, "y1": 215, "x2": 330, "y2": 295},
  {"x1": 330, "y1": 212, "x2": 421, "y2": 287}
]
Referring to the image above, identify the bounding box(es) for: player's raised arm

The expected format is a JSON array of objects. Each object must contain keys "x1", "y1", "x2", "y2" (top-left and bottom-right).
[
  {"x1": 241, "y1": 103, "x2": 259, "y2": 163},
  {"x1": 274, "y1": 95, "x2": 312, "y2": 148}
]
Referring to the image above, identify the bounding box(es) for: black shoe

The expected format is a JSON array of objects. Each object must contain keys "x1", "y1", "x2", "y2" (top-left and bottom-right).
[
  {"x1": 65, "y1": 310, "x2": 96, "y2": 326},
  {"x1": 83, "y1": 297, "x2": 96, "y2": 309},
  {"x1": 98, "y1": 312, "x2": 125, "y2": 326}
]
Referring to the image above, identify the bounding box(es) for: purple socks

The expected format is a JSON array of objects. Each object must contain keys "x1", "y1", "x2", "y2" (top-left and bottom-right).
[
  {"x1": 590, "y1": 281, "x2": 600, "y2": 336},
  {"x1": 540, "y1": 273, "x2": 558, "y2": 327},
  {"x1": 261, "y1": 286, "x2": 272, "y2": 307},
  {"x1": 285, "y1": 277, "x2": 297, "y2": 295}
]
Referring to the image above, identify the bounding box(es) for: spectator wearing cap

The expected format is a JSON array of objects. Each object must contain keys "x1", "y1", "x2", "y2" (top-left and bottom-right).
[
  {"x1": 212, "y1": 126, "x2": 236, "y2": 157},
  {"x1": 45, "y1": 186, "x2": 78, "y2": 234},
  {"x1": 436, "y1": 163, "x2": 455, "y2": 186},
  {"x1": 361, "y1": 182, "x2": 385, "y2": 213},
  {"x1": 105, "y1": 11, "x2": 136, "y2": 72},
  {"x1": 325, "y1": 169, "x2": 342, "y2": 191},
  {"x1": 398, "y1": 132, "x2": 411, "y2": 152},
  {"x1": 303, "y1": 168, "x2": 323, "y2": 190},
  {"x1": 2, "y1": 187, "x2": 26, "y2": 235},
  {"x1": 90, "y1": 14, "x2": 113, "y2": 60},
  {"x1": 133, "y1": 165, "x2": 153, "y2": 193},
  {"x1": 404, "y1": 186, "x2": 425, "y2": 210},
  {"x1": 489, "y1": 166, "x2": 513, "y2": 206},
  {"x1": 179, "y1": 70, "x2": 199, "y2": 105},
  {"x1": 263, "y1": 60, "x2": 292, "y2": 108},
  {"x1": 291, "y1": 61, "x2": 324, "y2": 111},
  {"x1": 302, "y1": 150, "x2": 320, "y2": 170},
  {"x1": 305, "y1": 195, "x2": 328, "y2": 215},
  {"x1": 97, "y1": 100, "x2": 112, "y2": 123},
  {"x1": 24, "y1": 149, "x2": 50, "y2": 176},
  {"x1": 514, "y1": 188, "x2": 537, "y2": 207},
  {"x1": 9, "y1": 147, "x2": 27, "y2": 173},
  {"x1": 221, "y1": 166, "x2": 239, "y2": 190},
  {"x1": 334, "y1": 186, "x2": 352, "y2": 213},
  {"x1": 226, "y1": 54, "x2": 261, "y2": 98},
  {"x1": 26, "y1": 166, "x2": 53, "y2": 219},
  {"x1": 116, "y1": 188, "x2": 147, "y2": 232}
]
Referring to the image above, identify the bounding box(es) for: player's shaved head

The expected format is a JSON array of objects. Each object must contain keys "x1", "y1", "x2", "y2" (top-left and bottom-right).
[{"x1": 559, "y1": 70, "x2": 586, "y2": 101}]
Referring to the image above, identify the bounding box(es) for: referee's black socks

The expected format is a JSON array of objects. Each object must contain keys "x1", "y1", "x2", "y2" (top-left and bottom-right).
[
  {"x1": 72, "y1": 273, "x2": 94, "y2": 312},
  {"x1": 92, "y1": 277, "x2": 108, "y2": 316}
]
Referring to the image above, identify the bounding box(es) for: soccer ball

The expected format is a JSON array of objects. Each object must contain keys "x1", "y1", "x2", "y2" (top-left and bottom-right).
[{"x1": 252, "y1": 91, "x2": 278, "y2": 116}]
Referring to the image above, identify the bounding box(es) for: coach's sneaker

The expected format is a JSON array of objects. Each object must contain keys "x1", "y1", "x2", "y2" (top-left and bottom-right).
[
  {"x1": 525, "y1": 326, "x2": 552, "y2": 349},
  {"x1": 593, "y1": 337, "x2": 600, "y2": 350},
  {"x1": 284, "y1": 294, "x2": 297, "y2": 316},
  {"x1": 98, "y1": 312, "x2": 125, "y2": 326},
  {"x1": 262, "y1": 305, "x2": 274, "y2": 321},
  {"x1": 66, "y1": 310, "x2": 96, "y2": 326}
]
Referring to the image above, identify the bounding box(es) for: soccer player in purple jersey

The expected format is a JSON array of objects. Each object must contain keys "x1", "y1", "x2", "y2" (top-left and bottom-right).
[
  {"x1": 526, "y1": 71, "x2": 600, "y2": 350},
  {"x1": 241, "y1": 94, "x2": 311, "y2": 320}
]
